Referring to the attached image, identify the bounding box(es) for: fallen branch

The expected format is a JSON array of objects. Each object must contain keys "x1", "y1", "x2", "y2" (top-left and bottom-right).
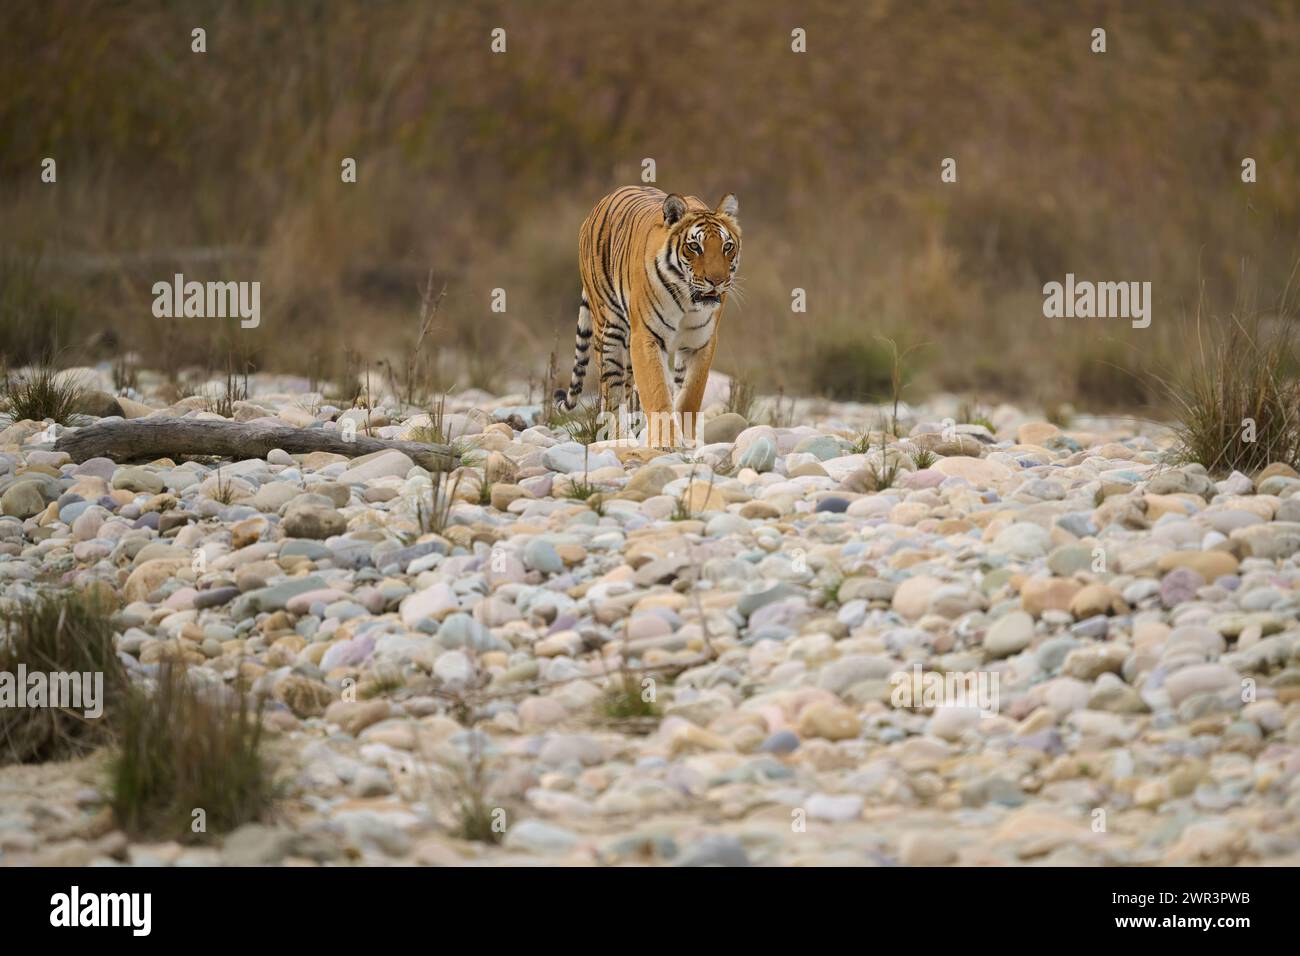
[{"x1": 53, "y1": 417, "x2": 455, "y2": 471}]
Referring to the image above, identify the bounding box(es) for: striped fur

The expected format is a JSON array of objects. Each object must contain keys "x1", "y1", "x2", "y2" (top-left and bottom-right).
[{"x1": 554, "y1": 185, "x2": 741, "y2": 446}]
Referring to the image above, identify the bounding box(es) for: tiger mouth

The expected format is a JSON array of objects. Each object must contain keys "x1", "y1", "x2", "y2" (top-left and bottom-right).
[{"x1": 691, "y1": 292, "x2": 722, "y2": 305}]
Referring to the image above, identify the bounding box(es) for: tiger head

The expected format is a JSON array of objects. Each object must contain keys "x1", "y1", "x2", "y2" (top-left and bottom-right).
[{"x1": 661, "y1": 193, "x2": 741, "y2": 307}]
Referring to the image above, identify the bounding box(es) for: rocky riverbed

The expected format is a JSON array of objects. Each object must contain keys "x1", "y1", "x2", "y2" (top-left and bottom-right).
[{"x1": 2, "y1": 368, "x2": 1299, "y2": 866}]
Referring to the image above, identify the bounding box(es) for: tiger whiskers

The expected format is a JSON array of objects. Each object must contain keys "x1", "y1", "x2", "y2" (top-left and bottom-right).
[{"x1": 726, "y1": 278, "x2": 747, "y2": 308}]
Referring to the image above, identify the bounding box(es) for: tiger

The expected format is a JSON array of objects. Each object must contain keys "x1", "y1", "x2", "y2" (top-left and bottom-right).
[{"x1": 553, "y1": 185, "x2": 741, "y2": 448}]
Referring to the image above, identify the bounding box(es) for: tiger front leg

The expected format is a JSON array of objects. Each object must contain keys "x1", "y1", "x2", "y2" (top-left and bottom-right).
[
  {"x1": 673, "y1": 337, "x2": 717, "y2": 448},
  {"x1": 630, "y1": 326, "x2": 682, "y2": 449}
]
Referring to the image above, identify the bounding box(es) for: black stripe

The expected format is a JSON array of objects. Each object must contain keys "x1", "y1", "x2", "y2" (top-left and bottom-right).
[
  {"x1": 664, "y1": 249, "x2": 687, "y2": 281},
  {"x1": 655, "y1": 259, "x2": 686, "y2": 310},
  {"x1": 642, "y1": 317, "x2": 666, "y2": 351},
  {"x1": 650, "y1": 300, "x2": 677, "y2": 333},
  {"x1": 596, "y1": 192, "x2": 640, "y2": 301}
]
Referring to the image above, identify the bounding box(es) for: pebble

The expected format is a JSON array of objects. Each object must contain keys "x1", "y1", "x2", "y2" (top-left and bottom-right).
[
  {"x1": 984, "y1": 610, "x2": 1035, "y2": 658},
  {"x1": 3, "y1": 376, "x2": 1295, "y2": 869}
]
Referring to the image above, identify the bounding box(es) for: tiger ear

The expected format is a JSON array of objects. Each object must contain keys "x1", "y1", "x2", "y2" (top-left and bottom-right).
[
  {"x1": 663, "y1": 194, "x2": 687, "y2": 226},
  {"x1": 715, "y1": 193, "x2": 739, "y2": 221}
]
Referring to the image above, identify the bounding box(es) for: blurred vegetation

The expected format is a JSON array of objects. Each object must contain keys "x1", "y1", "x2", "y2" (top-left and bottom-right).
[
  {"x1": 0, "y1": 589, "x2": 128, "y2": 765},
  {"x1": 1, "y1": 0, "x2": 1298, "y2": 409},
  {"x1": 109, "y1": 663, "x2": 270, "y2": 842}
]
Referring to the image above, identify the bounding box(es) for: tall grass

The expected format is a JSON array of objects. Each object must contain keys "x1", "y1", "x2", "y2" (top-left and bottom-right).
[
  {"x1": 1158, "y1": 310, "x2": 1300, "y2": 476},
  {"x1": 109, "y1": 663, "x2": 270, "y2": 842},
  {"x1": 0, "y1": 590, "x2": 128, "y2": 765}
]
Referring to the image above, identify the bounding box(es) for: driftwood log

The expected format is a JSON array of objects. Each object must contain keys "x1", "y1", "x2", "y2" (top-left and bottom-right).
[{"x1": 54, "y1": 418, "x2": 456, "y2": 471}]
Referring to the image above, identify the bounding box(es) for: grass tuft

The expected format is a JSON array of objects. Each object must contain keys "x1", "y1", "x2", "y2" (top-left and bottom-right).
[
  {"x1": 109, "y1": 663, "x2": 270, "y2": 842},
  {"x1": 202, "y1": 361, "x2": 248, "y2": 418},
  {"x1": 451, "y1": 736, "x2": 503, "y2": 844},
  {"x1": 553, "y1": 397, "x2": 605, "y2": 445},
  {"x1": 1157, "y1": 311, "x2": 1300, "y2": 476},
  {"x1": 1, "y1": 361, "x2": 87, "y2": 424},
  {"x1": 864, "y1": 418, "x2": 902, "y2": 491},
  {"x1": 417, "y1": 467, "x2": 462, "y2": 534},
  {"x1": 409, "y1": 392, "x2": 450, "y2": 445},
  {"x1": 601, "y1": 668, "x2": 659, "y2": 720},
  {"x1": 0, "y1": 590, "x2": 128, "y2": 765}
]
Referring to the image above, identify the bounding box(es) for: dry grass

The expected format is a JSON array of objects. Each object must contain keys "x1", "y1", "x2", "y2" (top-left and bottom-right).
[
  {"x1": 408, "y1": 392, "x2": 450, "y2": 446},
  {"x1": 1157, "y1": 309, "x2": 1300, "y2": 476},
  {"x1": 417, "y1": 467, "x2": 462, "y2": 535},
  {"x1": 451, "y1": 735, "x2": 504, "y2": 845},
  {"x1": 108, "y1": 663, "x2": 270, "y2": 842},
  {"x1": 0, "y1": 589, "x2": 128, "y2": 765},
  {"x1": 3, "y1": 2, "x2": 1297, "y2": 405},
  {"x1": 202, "y1": 361, "x2": 249, "y2": 419},
  {"x1": 554, "y1": 398, "x2": 605, "y2": 445},
  {"x1": 863, "y1": 419, "x2": 903, "y2": 491},
  {"x1": 724, "y1": 373, "x2": 758, "y2": 420},
  {"x1": 601, "y1": 668, "x2": 659, "y2": 721},
  {"x1": 393, "y1": 270, "x2": 447, "y2": 405},
  {"x1": 1, "y1": 361, "x2": 87, "y2": 423}
]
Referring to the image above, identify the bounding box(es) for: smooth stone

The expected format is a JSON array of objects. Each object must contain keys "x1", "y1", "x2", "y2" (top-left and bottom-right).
[
  {"x1": 701, "y1": 413, "x2": 749, "y2": 445},
  {"x1": 984, "y1": 611, "x2": 1035, "y2": 658},
  {"x1": 737, "y1": 438, "x2": 776, "y2": 473},
  {"x1": 523, "y1": 539, "x2": 564, "y2": 574},
  {"x1": 992, "y1": 522, "x2": 1051, "y2": 560},
  {"x1": 339, "y1": 450, "x2": 415, "y2": 483},
  {"x1": 503, "y1": 820, "x2": 579, "y2": 856},
  {"x1": 543, "y1": 442, "x2": 621, "y2": 474},
  {"x1": 804, "y1": 792, "x2": 864, "y2": 822},
  {"x1": 112, "y1": 466, "x2": 165, "y2": 494},
  {"x1": 932, "y1": 457, "x2": 1011, "y2": 485},
  {"x1": 758, "y1": 730, "x2": 800, "y2": 754},
  {"x1": 0, "y1": 482, "x2": 46, "y2": 518},
  {"x1": 282, "y1": 506, "x2": 347, "y2": 539}
]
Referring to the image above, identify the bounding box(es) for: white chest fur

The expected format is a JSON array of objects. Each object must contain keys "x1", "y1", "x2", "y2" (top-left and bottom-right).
[{"x1": 668, "y1": 301, "x2": 720, "y2": 354}]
